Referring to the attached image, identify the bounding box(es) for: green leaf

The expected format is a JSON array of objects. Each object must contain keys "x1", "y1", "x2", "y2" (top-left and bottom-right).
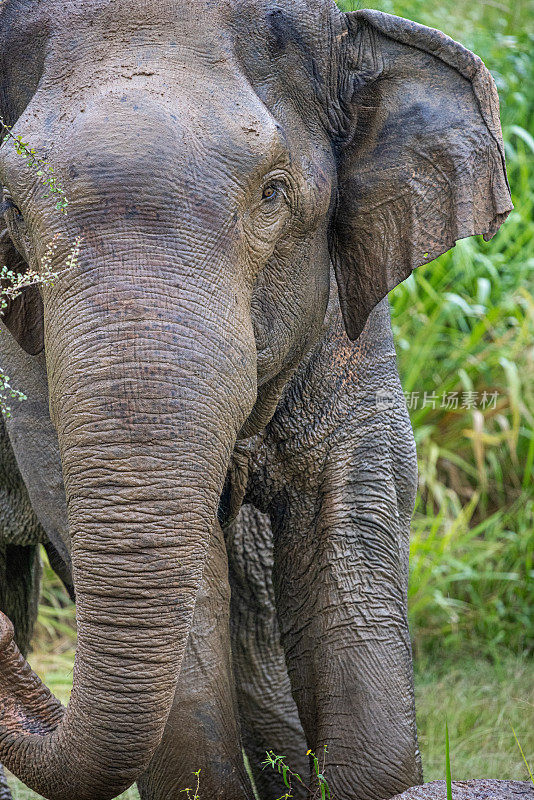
[{"x1": 282, "y1": 765, "x2": 291, "y2": 788}]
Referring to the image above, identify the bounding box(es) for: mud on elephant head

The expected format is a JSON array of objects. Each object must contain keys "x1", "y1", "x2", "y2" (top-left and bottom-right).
[{"x1": 0, "y1": 0, "x2": 511, "y2": 798}]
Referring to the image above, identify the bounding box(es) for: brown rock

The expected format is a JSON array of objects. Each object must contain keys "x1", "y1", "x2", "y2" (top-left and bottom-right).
[{"x1": 389, "y1": 780, "x2": 534, "y2": 800}]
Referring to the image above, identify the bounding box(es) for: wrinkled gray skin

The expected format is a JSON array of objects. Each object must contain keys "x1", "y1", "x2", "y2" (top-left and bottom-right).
[{"x1": 0, "y1": 1, "x2": 511, "y2": 799}]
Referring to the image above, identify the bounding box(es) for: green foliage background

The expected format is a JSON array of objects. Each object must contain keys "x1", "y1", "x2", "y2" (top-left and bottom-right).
[
  {"x1": 8, "y1": 0, "x2": 534, "y2": 796},
  {"x1": 341, "y1": 0, "x2": 534, "y2": 661}
]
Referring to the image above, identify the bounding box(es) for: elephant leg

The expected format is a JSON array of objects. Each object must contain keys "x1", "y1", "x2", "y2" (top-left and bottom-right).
[
  {"x1": 0, "y1": 542, "x2": 41, "y2": 800},
  {"x1": 0, "y1": 764, "x2": 13, "y2": 800},
  {"x1": 0, "y1": 417, "x2": 46, "y2": 656},
  {"x1": 0, "y1": 544, "x2": 41, "y2": 800},
  {"x1": 137, "y1": 520, "x2": 252, "y2": 800},
  {"x1": 271, "y1": 414, "x2": 423, "y2": 800},
  {"x1": 0, "y1": 424, "x2": 44, "y2": 800},
  {"x1": 0, "y1": 543, "x2": 41, "y2": 658},
  {"x1": 227, "y1": 504, "x2": 307, "y2": 800}
]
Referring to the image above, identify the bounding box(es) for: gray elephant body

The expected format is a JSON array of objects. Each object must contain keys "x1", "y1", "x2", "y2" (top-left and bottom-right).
[
  {"x1": 0, "y1": 1, "x2": 511, "y2": 799},
  {"x1": 1, "y1": 291, "x2": 419, "y2": 799}
]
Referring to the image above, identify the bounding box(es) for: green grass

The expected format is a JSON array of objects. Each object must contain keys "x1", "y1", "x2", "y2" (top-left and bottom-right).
[
  {"x1": 409, "y1": 497, "x2": 534, "y2": 660},
  {"x1": 445, "y1": 721, "x2": 452, "y2": 800},
  {"x1": 338, "y1": 0, "x2": 534, "y2": 662},
  {"x1": 415, "y1": 656, "x2": 534, "y2": 781},
  {"x1": 7, "y1": 655, "x2": 533, "y2": 798}
]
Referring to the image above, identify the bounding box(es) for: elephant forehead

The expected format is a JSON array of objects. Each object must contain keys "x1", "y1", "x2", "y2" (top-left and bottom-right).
[
  {"x1": 2, "y1": 0, "x2": 342, "y2": 149},
  {"x1": 22, "y1": 1, "x2": 311, "y2": 140},
  {"x1": 3, "y1": 0, "x2": 340, "y2": 80},
  {"x1": 23, "y1": 91, "x2": 286, "y2": 223},
  {"x1": 45, "y1": 0, "x2": 337, "y2": 29}
]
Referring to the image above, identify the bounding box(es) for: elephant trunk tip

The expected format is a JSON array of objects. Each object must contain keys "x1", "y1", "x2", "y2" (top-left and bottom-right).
[
  {"x1": 0, "y1": 609, "x2": 65, "y2": 741},
  {"x1": 0, "y1": 612, "x2": 15, "y2": 651}
]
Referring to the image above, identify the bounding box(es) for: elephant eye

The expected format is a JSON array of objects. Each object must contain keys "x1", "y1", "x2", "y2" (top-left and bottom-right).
[{"x1": 262, "y1": 184, "x2": 278, "y2": 201}]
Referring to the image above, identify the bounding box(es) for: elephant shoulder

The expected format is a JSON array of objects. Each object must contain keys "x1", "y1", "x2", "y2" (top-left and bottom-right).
[{"x1": 267, "y1": 297, "x2": 400, "y2": 443}]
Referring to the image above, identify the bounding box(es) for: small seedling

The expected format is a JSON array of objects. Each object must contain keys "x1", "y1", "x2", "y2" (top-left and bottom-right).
[
  {"x1": 0, "y1": 233, "x2": 83, "y2": 416},
  {"x1": 262, "y1": 747, "x2": 332, "y2": 800},
  {"x1": 180, "y1": 769, "x2": 201, "y2": 800}
]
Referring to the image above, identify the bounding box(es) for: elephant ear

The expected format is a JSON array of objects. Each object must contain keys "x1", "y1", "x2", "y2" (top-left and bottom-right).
[
  {"x1": 331, "y1": 10, "x2": 513, "y2": 341},
  {"x1": 0, "y1": 222, "x2": 44, "y2": 356}
]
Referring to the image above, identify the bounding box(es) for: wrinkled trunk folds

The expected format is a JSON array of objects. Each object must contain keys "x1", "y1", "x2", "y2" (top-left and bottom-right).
[{"x1": 0, "y1": 259, "x2": 256, "y2": 800}]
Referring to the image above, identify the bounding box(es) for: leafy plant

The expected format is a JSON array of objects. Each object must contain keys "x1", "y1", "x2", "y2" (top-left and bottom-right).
[
  {"x1": 0, "y1": 121, "x2": 82, "y2": 416},
  {"x1": 0, "y1": 117, "x2": 68, "y2": 212},
  {"x1": 0, "y1": 238, "x2": 59, "y2": 415},
  {"x1": 0, "y1": 370, "x2": 26, "y2": 416},
  {"x1": 0, "y1": 233, "x2": 83, "y2": 416},
  {"x1": 181, "y1": 770, "x2": 201, "y2": 800},
  {"x1": 262, "y1": 748, "x2": 331, "y2": 800}
]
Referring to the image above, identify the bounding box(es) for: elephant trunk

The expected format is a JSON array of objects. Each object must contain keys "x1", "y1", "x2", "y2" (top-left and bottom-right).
[{"x1": 0, "y1": 257, "x2": 257, "y2": 800}]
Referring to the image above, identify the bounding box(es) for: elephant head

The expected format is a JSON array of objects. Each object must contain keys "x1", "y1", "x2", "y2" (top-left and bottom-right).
[{"x1": 0, "y1": 1, "x2": 511, "y2": 798}]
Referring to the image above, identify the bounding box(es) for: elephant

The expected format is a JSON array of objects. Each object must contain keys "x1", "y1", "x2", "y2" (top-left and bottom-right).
[{"x1": 0, "y1": 0, "x2": 512, "y2": 799}]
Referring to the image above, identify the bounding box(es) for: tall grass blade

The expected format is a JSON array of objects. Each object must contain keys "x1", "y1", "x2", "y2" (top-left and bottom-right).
[
  {"x1": 511, "y1": 726, "x2": 534, "y2": 786},
  {"x1": 445, "y1": 721, "x2": 453, "y2": 800}
]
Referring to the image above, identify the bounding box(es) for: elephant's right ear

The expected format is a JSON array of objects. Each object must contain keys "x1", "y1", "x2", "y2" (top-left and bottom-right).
[
  {"x1": 331, "y1": 10, "x2": 513, "y2": 341},
  {"x1": 0, "y1": 225, "x2": 44, "y2": 356}
]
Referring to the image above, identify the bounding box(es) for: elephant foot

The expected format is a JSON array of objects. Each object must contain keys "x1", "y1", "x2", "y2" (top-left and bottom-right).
[{"x1": 0, "y1": 764, "x2": 13, "y2": 800}]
